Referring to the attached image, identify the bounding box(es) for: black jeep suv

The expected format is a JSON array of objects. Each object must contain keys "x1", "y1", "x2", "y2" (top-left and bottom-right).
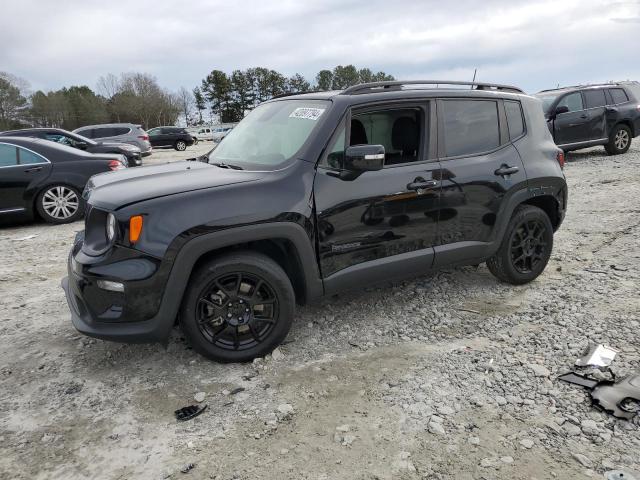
[
  {"x1": 62, "y1": 80, "x2": 567, "y2": 362},
  {"x1": 535, "y1": 82, "x2": 640, "y2": 155}
]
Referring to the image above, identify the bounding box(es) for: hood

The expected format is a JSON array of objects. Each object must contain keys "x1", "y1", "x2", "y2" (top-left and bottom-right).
[{"x1": 86, "y1": 161, "x2": 264, "y2": 210}]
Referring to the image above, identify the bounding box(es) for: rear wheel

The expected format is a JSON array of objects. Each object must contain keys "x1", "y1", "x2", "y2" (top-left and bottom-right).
[
  {"x1": 605, "y1": 124, "x2": 632, "y2": 155},
  {"x1": 487, "y1": 205, "x2": 553, "y2": 285},
  {"x1": 175, "y1": 140, "x2": 187, "y2": 151},
  {"x1": 179, "y1": 252, "x2": 295, "y2": 363},
  {"x1": 36, "y1": 185, "x2": 83, "y2": 224}
]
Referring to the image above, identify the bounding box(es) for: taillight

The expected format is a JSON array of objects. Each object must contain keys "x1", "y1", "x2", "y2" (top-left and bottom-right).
[
  {"x1": 138, "y1": 135, "x2": 149, "y2": 141},
  {"x1": 108, "y1": 160, "x2": 126, "y2": 171},
  {"x1": 556, "y1": 151, "x2": 565, "y2": 169}
]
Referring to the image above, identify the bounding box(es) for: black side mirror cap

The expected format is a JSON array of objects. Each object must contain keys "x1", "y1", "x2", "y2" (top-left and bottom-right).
[
  {"x1": 344, "y1": 144, "x2": 385, "y2": 172},
  {"x1": 554, "y1": 105, "x2": 569, "y2": 116}
]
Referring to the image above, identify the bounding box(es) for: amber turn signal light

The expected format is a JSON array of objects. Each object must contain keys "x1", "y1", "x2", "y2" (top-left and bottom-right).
[{"x1": 129, "y1": 215, "x2": 143, "y2": 243}]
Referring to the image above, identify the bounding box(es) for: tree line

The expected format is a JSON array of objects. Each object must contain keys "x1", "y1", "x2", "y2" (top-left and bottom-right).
[
  {"x1": 198, "y1": 65, "x2": 394, "y2": 123},
  {"x1": 0, "y1": 65, "x2": 394, "y2": 131}
]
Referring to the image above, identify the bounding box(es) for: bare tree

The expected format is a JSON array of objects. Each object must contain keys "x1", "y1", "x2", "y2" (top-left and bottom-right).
[{"x1": 177, "y1": 87, "x2": 194, "y2": 126}]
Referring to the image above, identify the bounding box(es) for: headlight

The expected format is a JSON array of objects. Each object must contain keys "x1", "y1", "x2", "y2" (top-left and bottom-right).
[{"x1": 106, "y1": 213, "x2": 117, "y2": 242}]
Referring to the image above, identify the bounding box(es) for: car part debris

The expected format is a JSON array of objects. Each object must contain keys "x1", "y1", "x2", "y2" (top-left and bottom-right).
[
  {"x1": 606, "y1": 470, "x2": 637, "y2": 480},
  {"x1": 575, "y1": 344, "x2": 618, "y2": 367},
  {"x1": 558, "y1": 372, "x2": 599, "y2": 389},
  {"x1": 591, "y1": 374, "x2": 640, "y2": 419},
  {"x1": 175, "y1": 404, "x2": 207, "y2": 421}
]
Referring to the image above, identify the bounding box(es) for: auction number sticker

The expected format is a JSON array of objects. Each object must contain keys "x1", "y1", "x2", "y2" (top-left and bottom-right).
[{"x1": 289, "y1": 107, "x2": 325, "y2": 120}]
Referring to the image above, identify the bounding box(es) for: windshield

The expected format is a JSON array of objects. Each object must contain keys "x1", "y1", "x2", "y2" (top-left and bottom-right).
[
  {"x1": 208, "y1": 99, "x2": 330, "y2": 169},
  {"x1": 534, "y1": 92, "x2": 562, "y2": 114}
]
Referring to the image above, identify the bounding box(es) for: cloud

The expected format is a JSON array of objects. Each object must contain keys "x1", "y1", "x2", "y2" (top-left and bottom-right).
[{"x1": 0, "y1": 0, "x2": 638, "y2": 94}]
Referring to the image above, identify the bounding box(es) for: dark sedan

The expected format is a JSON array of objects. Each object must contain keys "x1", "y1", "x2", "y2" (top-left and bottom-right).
[
  {"x1": 0, "y1": 128, "x2": 143, "y2": 166},
  {"x1": 0, "y1": 137, "x2": 127, "y2": 224}
]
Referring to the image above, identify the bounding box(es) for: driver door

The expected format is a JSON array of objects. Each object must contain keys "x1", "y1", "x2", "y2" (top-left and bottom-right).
[
  {"x1": 554, "y1": 92, "x2": 590, "y2": 146},
  {"x1": 314, "y1": 102, "x2": 441, "y2": 293}
]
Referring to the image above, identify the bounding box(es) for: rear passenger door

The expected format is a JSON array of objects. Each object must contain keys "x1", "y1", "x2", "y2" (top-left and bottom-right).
[
  {"x1": 434, "y1": 98, "x2": 527, "y2": 266},
  {"x1": 0, "y1": 143, "x2": 51, "y2": 214},
  {"x1": 582, "y1": 89, "x2": 608, "y2": 141},
  {"x1": 553, "y1": 92, "x2": 590, "y2": 146}
]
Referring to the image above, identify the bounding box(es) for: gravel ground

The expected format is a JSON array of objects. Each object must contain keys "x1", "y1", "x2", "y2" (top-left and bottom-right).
[{"x1": 0, "y1": 143, "x2": 639, "y2": 480}]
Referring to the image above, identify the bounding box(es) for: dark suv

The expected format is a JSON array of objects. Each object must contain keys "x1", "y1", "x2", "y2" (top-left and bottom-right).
[
  {"x1": 147, "y1": 126, "x2": 194, "y2": 151},
  {"x1": 535, "y1": 82, "x2": 640, "y2": 154},
  {"x1": 62, "y1": 80, "x2": 567, "y2": 363}
]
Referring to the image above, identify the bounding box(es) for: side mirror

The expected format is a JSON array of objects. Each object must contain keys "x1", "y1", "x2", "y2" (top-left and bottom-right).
[
  {"x1": 344, "y1": 145, "x2": 385, "y2": 172},
  {"x1": 76, "y1": 141, "x2": 88, "y2": 150},
  {"x1": 555, "y1": 105, "x2": 569, "y2": 116}
]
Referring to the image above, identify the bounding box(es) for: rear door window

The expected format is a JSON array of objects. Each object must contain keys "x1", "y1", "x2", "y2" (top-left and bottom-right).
[
  {"x1": 504, "y1": 100, "x2": 525, "y2": 139},
  {"x1": 583, "y1": 90, "x2": 607, "y2": 109},
  {"x1": 441, "y1": 100, "x2": 500, "y2": 157},
  {"x1": 557, "y1": 92, "x2": 584, "y2": 112},
  {"x1": 76, "y1": 128, "x2": 94, "y2": 138},
  {"x1": 93, "y1": 127, "x2": 115, "y2": 138},
  {"x1": 608, "y1": 88, "x2": 629, "y2": 104},
  {"x1": 18, "y1": 147, "x2": 47, "y2": 164},
  {"x1": 0, "y1": 143, "x2": 18, "y2": 167},
  {"x1": 112, "y1": 127, "x2": 131, "y2": 136}
]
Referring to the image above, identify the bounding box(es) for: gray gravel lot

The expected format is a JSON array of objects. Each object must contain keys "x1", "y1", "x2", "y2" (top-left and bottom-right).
[{"x1": 0, "y1": 143, "x2": 639, "y2": 479}]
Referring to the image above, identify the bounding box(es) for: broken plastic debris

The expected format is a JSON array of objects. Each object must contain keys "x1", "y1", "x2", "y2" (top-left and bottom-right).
[
  {"x1": 180, "y1": 463, "x2": 195, "y2": 473},
  {"x1": 575, "y1": 344, "x2": 618, "y2": 368},
  {"x1": 175, "y1": 404, "x2": 207, "y2": 421},
  {"x1": 558, "y1": 372, "x2": 599, "y2": 389},
  {"x1": 591, "y1": 374, "x2": 640, "y2": 420}
]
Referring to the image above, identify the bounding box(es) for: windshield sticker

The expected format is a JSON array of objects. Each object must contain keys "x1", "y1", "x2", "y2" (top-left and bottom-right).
[{"x1": 289, "y1": 107, "x2": 325, "y2": 121}]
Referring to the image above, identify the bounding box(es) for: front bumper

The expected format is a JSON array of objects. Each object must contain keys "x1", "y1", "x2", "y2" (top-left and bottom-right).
[{"x1": 61, "y1": 234, "x2": 173, "y2": 344}]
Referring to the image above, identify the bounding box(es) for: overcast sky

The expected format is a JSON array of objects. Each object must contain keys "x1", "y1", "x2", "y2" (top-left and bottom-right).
[{"x1": 1, "y1": 0, "x2": 639, "y2": 95}]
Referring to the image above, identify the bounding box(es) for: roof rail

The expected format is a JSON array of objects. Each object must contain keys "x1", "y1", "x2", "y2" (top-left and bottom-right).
[
  {"x1": 538, "y1": 82, "x2": 623, "y2": 93},
  {"x1": 340, "y1": 80, "x2": 525, "y2": 95}
]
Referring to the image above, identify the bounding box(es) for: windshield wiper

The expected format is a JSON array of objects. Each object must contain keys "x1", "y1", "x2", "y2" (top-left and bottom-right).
[{"x1": 211, "y1": 162, "x2": 244, "y2": 170}]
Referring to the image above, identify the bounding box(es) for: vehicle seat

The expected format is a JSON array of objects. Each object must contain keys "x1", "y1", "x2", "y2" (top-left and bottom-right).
[
  {"x1": 387, "y1": 117, "x2": 418, "y2": 165},
  {"x1": 350, "y1": 119, "x2": 368, "y2": 145}
]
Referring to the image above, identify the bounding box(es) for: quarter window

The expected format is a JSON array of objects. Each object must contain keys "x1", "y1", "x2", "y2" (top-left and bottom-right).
[
  {"x1": 112, "y1": 127, "x2": 130, "y2": 136},
  {"x1": 609, "y1": 88, "x2": 629, "y2": 104},
  {"x1": 0, "y1": 144, "x2": 18, "y2": 167},
  {"x1": 557, "y1": 92, "x2": 584, "y2": 112},
  {"x1": 583, "y1": 89, "x2": 607, "y2": 109},
  {"x1": 441, "y1": 100, "x2": 500, "y2": 157},
  {"x1": 504, "y1": 101, "x2": 525, "y2": 139},
  {"x1": 18, "y1": 148, "x2": 46, "y2": 165}
]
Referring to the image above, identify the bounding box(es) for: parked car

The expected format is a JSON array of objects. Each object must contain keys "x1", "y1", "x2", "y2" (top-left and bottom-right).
[
  {"x1": 146, "y1": 126, "x2": 195, "y2": 151},
  {"x1": 62, "y1": 80, "x2": 567, "y2": 362},
  {"x1": 0, "y1": 137, "x2": 126, "y2": 224},
  {"x1": 187, "y1": 126, "x2": 214, "y2": 144},
  {"x1": 0, "y1": 128, "x2": 143, "y2": 166},
  {"x1": 535, "y1": 82, "x2": 640, "y2": 154},
  {"x1": 73, "y1": 123, "x2": 152, "y2": 156},
  {"x1": 212, "y1": 125, "x2": 236, "y2": 143}
]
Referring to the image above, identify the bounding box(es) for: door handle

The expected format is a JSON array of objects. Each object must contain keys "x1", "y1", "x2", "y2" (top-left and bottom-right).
[
  {"x1": 407, "y1": 178, "x2": 438, "y2": 191},
  {"x1": 494, "y1": 165, "x2": 519, "y2": 177},
  {"x1": 24, "y1": 166, "x2": 43, "y2": 173},
  {"x1": 580, "y1": 114, "x2": 588, "y2": 119}
]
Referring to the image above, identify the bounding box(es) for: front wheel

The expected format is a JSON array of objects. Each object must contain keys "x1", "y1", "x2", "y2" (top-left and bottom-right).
[
  {"x1": 605, "y1": 124, "x2": 632, "y2": 155},
  {"x1": 36, "y1": 185, "x2": 83, "y2": 224},
  {"x1": 487, "y1": 205, "x2": 553, "y2": 285},
  {"x1": 179, "y1": 252, "x2": 295, "y2": 363},
  {"x1": 175, "y1": 140, "x2": 187, "y2": 151}
]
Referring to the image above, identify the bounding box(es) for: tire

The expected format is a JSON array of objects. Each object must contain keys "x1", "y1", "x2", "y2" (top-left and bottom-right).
[
  {"x1": 604, "y1": 124, "x2": 632, "y2": 155},
  {"x1": 36, "y1": 185, "x2": 84, "y2": 224},
  {"x1": 179, "y1": 251, "x2": 295, "y2": 363},
  {"x1": 175, "y1": 140, "x2": 187, "y2": 151},
  {"x1": 486, "y1": 205, "x2": 553, "y2": 285},
  {"x1": 193, "y1": 137, "x2": 199, "y2": 145}
]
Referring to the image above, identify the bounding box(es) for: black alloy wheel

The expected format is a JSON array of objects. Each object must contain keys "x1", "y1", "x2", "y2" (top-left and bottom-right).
[{"x1": 509, "y1": 219, "x2": 548, "y2": 274}]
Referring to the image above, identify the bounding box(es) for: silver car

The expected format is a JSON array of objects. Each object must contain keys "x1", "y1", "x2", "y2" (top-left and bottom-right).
[{"x1": 73, "y1": 123, "x2": 152, "y2": 156}]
